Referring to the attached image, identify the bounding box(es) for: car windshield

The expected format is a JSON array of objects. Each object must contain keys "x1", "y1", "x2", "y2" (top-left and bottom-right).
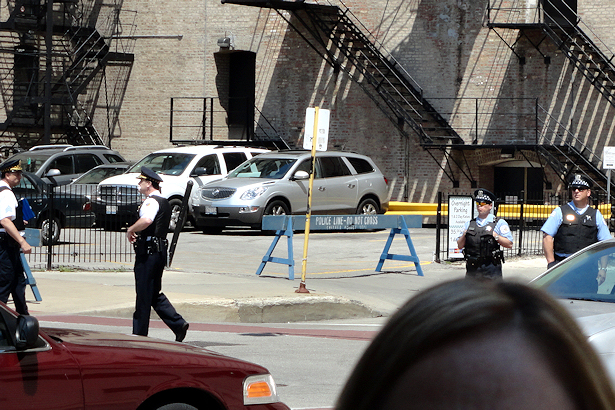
[
  {"x1": 72, "y1": 166, "x2": 127, "y2": 184},
  {"x1": 128, "y1": 153, "x2": 195, "y2": 176},
  {"x1": 532, "y1": 240, "x2": 615, "y2": 303},
  {"x1": 228, "y1": 157, "x2": 297, "y2": 179},
  {"x1": 9, "y1": 153, "x2": 51, "y2": 173}
]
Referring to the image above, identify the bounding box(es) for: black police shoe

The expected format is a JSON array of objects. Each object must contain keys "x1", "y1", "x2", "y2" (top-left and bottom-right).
[{"x1": 175, "y1": 322, "x2": 189, "y2": 342}]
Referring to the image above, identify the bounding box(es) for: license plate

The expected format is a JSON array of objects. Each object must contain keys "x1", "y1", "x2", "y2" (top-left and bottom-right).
[
  {"x1": 205, "y1": 206, "x2": 217, "y2": 215},
  {"x1": 106, "y1": 205, "x2": 118, "y2": 214}
]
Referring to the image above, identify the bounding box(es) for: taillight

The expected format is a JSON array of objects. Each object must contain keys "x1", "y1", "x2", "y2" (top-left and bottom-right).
[{"x1": 83, "y1": 202, "x2": 92, "y2": 212}]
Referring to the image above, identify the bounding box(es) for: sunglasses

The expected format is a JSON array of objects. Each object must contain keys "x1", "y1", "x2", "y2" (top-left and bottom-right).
[
  {"x1": 476, "y1": 201, "x2": 491, "y2": 206},
  {"x1": 572, "y1": 187, "x2": 588, "y2": 192}
]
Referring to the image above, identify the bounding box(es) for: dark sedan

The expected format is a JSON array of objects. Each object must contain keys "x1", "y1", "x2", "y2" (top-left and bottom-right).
[
  {"x1": 15, "y1": 172, "x2": 95, "y2": 244},
  {"x1": 0, "y1": 302, "x2": 289, "y2": 410}
]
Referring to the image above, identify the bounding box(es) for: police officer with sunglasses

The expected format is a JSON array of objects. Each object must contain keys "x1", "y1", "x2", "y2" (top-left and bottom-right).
[
  {"x1": 456, "y1": 189, "x2": 513, "y2": 280},
  {"x1": 540, "y1": 174, "x2": 610, "y2": 291},
  {"x1": 127, "y1": 167, "x2": 189, "y2": 342}
]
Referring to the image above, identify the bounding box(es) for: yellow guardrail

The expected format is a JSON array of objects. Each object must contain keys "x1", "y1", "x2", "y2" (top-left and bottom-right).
[{"x1": 385, "y1": 201, "x2": 612, "y2": 219}]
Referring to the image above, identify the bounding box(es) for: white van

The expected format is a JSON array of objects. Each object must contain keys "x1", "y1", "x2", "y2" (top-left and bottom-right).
[{"x1": 91, "y1": 145, "x2": 269, "y2": 231}]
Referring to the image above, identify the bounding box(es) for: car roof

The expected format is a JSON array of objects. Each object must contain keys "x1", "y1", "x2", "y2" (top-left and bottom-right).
[
  {"x1": 9, "y1": 147, "x2": 121, "y2": 160},
  {"x1": 89, "y1": 162, "x2": 132, "y2": 169},
  {"x1": 255, "y1": 150, "x2": 368, "y2": 159},
  {"x1": 149, "y1": 145, "x2": 270, "y2": 155},
  {"x1": 25, "y1": 145, "x2": 120, "y2": 154}
]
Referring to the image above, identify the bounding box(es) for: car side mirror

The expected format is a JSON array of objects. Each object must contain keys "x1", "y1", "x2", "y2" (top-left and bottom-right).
[
  {"x1": 191, "y1": 167, "x2": 207, "y2": 177},
  {"x1": 15, "y1": 314, "x2": 39, "y2": 350},
  {"x1": 292, "y1": 170, "x2": 309, "y2": 180},
  {"x1": 46, "y1": 169, "x2": 61, "y2": 177}
]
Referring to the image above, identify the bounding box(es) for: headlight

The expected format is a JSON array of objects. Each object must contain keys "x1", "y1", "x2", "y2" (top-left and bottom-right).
[
  {"x1": 243, "y1": 374, "x2": 279, "y2": 405},
  {"x1": 240, "y1": 186, "x2": 268, "y2": 200}
]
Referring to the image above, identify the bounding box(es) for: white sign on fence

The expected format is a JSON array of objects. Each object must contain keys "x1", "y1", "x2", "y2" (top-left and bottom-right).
[
  {"x1": 448, "y1": 195, "x2": 474, "y2": 259},
  {"x1": 604, "y1": 146, "x2": 615, "y2": 169}
]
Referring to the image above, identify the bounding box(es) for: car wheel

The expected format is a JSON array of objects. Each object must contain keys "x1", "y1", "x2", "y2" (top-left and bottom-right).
[
  {"x1": 264, "y1": 200, "x2": 289, "y2": 216},
  {"x1": 155, "y1": 404, "x2": 198, "y2": 410},
  {"x1": 356, "y1": 198, "x2": 379, "y2": 214},
  {"x1": 102, "y1": 221, "x2": 122, "y2": 231},
  {"x1": 202, "y1": 226, "x2": 223, "y2": 235},
  {"x1": 168, "y1": 198, "x2": 183, "y2": 233},
  {"x1": 39, "y1": 216, "x2": 61, "y2": 245}
]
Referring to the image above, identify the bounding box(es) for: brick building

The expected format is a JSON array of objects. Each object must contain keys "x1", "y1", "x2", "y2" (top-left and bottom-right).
[{"x1": 2, "y1": 0, "x2": 615, "y2": 204}]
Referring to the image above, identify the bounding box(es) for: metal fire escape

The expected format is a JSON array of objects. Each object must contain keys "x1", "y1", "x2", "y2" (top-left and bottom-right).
[
  {"x1": 487, "y1": 0, "x2": 615, "y2": 195},
  {"x1": 221, "y1": 0, "x2": 463, "y2": 148},
  {"x1": 0, "y1": 0, "x2": 135, "y2": 149}
]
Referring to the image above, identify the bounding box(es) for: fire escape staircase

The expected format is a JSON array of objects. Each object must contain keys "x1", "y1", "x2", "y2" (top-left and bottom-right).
[
  {"x1": 221, "y1": 0, "x2": 464, "y2": 147},
  {"x1": 0, "y1": 0, "x2": 134, "y2": 148},
  {"x1": 488, "y1": 4, "x2": 615, "y2": 196}
]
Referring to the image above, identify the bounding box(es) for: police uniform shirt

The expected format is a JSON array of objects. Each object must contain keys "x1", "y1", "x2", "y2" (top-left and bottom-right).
[
  {"x1": 0, "y1": 180, "x2": 18, "y2": 234},
  {"x1": 456, "y1": 213, "x2": 514, "y2": 243},
  {"x1": 540, "y1": 201, "x2": 611, "y2": 257},
  {"x1": 139, "y1": 190, "x2": 163, "y2": 221}
]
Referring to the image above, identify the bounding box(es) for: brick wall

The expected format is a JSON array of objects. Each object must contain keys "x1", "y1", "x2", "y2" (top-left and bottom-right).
[{"x1": 104, "y1": 0, "x2": 615, "y2": 202}]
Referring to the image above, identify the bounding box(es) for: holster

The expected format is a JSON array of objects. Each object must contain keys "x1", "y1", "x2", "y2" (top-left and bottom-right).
[{"x1": 134, "y1": 237, "x2": 168, "y2": 255}]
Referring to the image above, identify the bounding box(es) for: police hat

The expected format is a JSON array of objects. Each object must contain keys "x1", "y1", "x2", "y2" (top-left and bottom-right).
[
  {"x1": 568, "y1": 174, "x2": 592, "y2": 189},
  {"x1": 136, "y1": 166, "x2": 163, "y2": 183},
  {"x1": 473, "y1": 188, "x2": 496, "y2": 204},
  {"x1": 0, "y1": 159, "x2": 22, "y2": 173}
]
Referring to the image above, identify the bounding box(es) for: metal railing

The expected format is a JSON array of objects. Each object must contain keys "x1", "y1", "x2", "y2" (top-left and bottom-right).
[
  {"x1": 436, "y1": 190, "x2": 615, "y2": 262},
  {"x1": 21, "y1": 182, "x2": 138, "y2": 270}
]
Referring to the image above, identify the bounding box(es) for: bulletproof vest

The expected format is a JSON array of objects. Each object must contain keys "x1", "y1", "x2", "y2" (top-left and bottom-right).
[
  {"x1": 139, "y1": 195, "x2": 171, "y2": 238},
  {"x1": 0, "y1": 186, "x2": 24, "y2": 231},
  {"x1": 554, "y1": 205, "x2": 598, "y2": 255},
  {"x1": 464, "y1": 219, "x2": 501, "y2": 260}
]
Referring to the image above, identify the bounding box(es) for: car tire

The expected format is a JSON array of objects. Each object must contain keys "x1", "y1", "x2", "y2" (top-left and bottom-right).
[
  {"x1": 356, "y1": 198, "x2": 379, "y2": 214},
  {"x1": 155, "y1": 404, "x2": 198, "y2": 410},
  {"x1": 39, "y1": 216, "x2": 61, "y2": 245},
  {"x1": 264, "y1": 200, "x2": 289, "y2": 216},
  {"x1": 202, "y1": 226, "x2": 223, "y2": 235},
  {"x1": 168, "y1": 198, "x2": 183, "y2": 233},
  {"x1": 102, "y1": 221, "x2": 122, "y2": 231}
]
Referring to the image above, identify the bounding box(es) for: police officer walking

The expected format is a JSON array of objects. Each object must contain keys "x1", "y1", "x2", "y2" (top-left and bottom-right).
[
  {"x1": 0, "y1": 159, "x2": 32, "y2": 314},
  {"x1": 541, "y1": 174, "x2": 610, "y2": 290},
  {"x1": 456, "y1": 189, "x2": 513, "y2": 280},
  {"x1": 127, "y1": 167, "x2": 189, "y2": 341}
]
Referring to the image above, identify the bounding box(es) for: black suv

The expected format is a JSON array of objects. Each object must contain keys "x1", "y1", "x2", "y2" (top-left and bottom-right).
[
  {"x1": 7, "y1": 145, "x2": 126, "y2": 186},
  {"x1": 17, "y1": 172, "x2": 95, "y2": 244}
]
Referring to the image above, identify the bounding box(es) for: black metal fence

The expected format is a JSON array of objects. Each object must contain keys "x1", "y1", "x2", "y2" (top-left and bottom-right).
[
  {"x1": 437, "y1": 190, "x2": 615, "y2": 262},
  {"x1": 18, "y1": 178, "x2": 141, "y2": 269}
]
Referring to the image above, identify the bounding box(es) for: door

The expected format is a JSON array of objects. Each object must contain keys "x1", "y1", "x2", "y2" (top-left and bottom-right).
[
  {"x1": 494, "y1": 166, "x2": 544, "y2": 204},
  {"x1": 318, "y1": 156, "x2": 358, "y2": 212},
  {"x1": 0, "y1": 309, "x2": 83, "y2": 409},
  {"x1": 542, "y1": 0, "x2": 577, "y2": 26}
]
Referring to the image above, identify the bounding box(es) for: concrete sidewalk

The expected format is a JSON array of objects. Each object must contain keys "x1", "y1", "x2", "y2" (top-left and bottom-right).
[
  {"x1": 22, "y1": 228, "x2": 548, "y2": 323},
  {"x1": 25, "y1": 259, "x2": 547, "y2": 323}
]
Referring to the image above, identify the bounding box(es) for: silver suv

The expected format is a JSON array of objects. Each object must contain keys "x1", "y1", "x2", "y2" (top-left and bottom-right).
[
  {"x1": 7, "y1": 145, "x2": 125, "y2": 186},
  {"x1": 191, "y1": 150, "x2": 389, "y2": 233}
]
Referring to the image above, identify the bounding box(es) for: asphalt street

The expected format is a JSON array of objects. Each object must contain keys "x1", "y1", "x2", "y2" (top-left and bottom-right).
[{"x1": 24, "y1": 227, "x2": 549, "y2": 410}]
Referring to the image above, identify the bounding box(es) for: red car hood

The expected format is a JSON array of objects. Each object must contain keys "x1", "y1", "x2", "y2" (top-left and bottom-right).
[{"x1": 41, "y1": 326, "x2": 264, "y2": 370}]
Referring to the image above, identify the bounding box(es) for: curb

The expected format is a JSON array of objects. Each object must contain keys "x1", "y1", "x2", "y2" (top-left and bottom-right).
[{"x1": 80, "y1": 296, "x2": 383, "y2": 323}]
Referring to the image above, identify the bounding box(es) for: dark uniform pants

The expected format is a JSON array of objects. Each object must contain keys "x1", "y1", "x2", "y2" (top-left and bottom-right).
[
  {"x1": 465, "y1": 261, "x2": 503, "y2": 281},
  {"x1": 133, "y1": 249, "x2": 185, "y2": 336},
  {"x1": 0, "y1": 239, "x2": 28, "y2": 314}
]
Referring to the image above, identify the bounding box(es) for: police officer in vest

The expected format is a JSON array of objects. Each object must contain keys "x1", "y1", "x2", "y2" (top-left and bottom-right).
[
  {"x1": 541, "y1": 174, "x2": 610, "y2": 290},
  {"x1": 0, "y1": 159, "x2": 32, "y2": 314},
  {"x1": 456, "y1": 189, "x2": 514, "y2": 280},
  {"x1": 127, "y1": 167, "x2": 189, "y2": 342}
]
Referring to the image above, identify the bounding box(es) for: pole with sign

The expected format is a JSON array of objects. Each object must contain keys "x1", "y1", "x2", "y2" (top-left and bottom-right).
[
  {"x1": 297, "y1": 107, "x2": 330, "y2": 293},
  {"x1": 604, "y1": 147, "x2": 615, "y2": 201}
]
